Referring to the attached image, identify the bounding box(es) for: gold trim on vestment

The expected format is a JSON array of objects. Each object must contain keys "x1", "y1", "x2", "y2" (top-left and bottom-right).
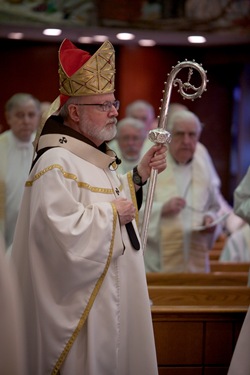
[
  {"x1": 26, "y1": 164, "x2": 123, "y2": 194},
  {"x1": 37, "y1": 134, "x2": 116, "y2": 170},
  {"x1": 52, "y1": 203, "x2": 118, "y2": 374},
  {"x1": 78, "y1": 181, "x2": 123, "y2": 194},
  {"x1": 26, "y1": 164, "x2": 77, "y2": 186}
]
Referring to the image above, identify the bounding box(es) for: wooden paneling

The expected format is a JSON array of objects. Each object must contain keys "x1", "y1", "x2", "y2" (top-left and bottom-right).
[
  {"x1": 146, "y1": 272, "x2": 248, "y2": 287},
  {"x1": 149, "y1": 286, "x2": 250, "y2": 308},
  {"x1": 159, "y1": 367, "x2": 202, "y2": 375},
  {"x1": 204, "y1": 368, "x2": 228, "y2": 375},
  {"x1": 152, "y1": 305, "x2": 246, "y2": 374},
  {"x1": 210, "y1": 262, "x2": 250, "y2": 273},
  {"x1": 154, "y1": 321, "x2": 203, "y2": 365},
  {"x1": 204, "y1": 321, "x2": 233, "y2": 364}
]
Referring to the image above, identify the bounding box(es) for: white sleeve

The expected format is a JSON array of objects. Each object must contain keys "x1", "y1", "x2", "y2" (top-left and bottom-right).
[{"x1": 234, "y1": 166, "x2": 250, "y2": 224}]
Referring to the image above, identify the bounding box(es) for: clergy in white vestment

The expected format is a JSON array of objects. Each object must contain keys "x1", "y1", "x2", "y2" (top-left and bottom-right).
[
  {"x1": 227, "y1": 166, "x2": 250, "y2": 375},
  {"x1": 219, "y1": 224, "x2": 250, "y2": 262},
  {"x1": 108, "y1": 99, "x2": 158, "y2": 174},
  {"x1": 11, "y1": 38, "x2": 167, "y2": 375},
  {"x1": 0, "y1": 233, "x2": 25, "y2": 375},
  {"x1": 234, "y1": 166, "x2": 250, "y2": 225},
  {"x1": 108, "y1": 117, "x2": 146, "y2": 174},
  {"x1": 0, "y1": 93, "x2": 40, "y2": 251},
  {"x1": 140, "y1": 110, "x2": 221, "y2": 273},
  {"x1": 140, "y1": 103, "x2": 244, "y2": 242}
]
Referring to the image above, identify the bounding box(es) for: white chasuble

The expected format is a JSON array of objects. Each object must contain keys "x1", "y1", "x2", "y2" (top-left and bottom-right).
[{"x1": 11, "y1": 136, "x2": 157, "y2": 375}]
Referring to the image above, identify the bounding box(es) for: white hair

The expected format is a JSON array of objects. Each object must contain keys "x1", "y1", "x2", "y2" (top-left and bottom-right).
[
  {"x1": 167, "y1": 110, "x2": 202, "y2": 135},
  {"x1": 5, "y1": 93, "x2": 40, "y2": 113},
  {"x1": 125, "y1": 100, "x2": 155, "y2": 118},
  {"x1": 116, "y1": 117, "x2": 145, "y2": 136}
]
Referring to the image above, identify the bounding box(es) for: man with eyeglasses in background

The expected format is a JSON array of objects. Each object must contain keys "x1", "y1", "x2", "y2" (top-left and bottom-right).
[
  {"x1": 11, "y1": 39, "x2": 167, "y2": 375},
  {"x1": 108, "y1": 99, "x2": 156, "y2": 162},
  {"x1": 140, "y1": 109, "x2": 221, "y2": 273},
  {"x1": 0, "y1": 93, "x2": 41, "y2": 253},
  {"x1": 108, "y1": 116, "x2": 146, "y2": 174}
]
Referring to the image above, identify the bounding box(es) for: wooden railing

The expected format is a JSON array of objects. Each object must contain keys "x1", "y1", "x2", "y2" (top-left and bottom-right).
[
  {"x1": 148, "y1": 285, "x2": 250, "y2": 309},
  {"x1": 210, "y1": 261, "x2": 250, "y2": 273},
  {"x1": 147, "y1": 272, "x2": 248, "y2": 287}
]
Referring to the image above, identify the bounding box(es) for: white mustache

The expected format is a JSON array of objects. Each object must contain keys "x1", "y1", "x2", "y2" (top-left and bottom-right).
[{"x1": 107, "y1": 118, "x2": 117, "y2": 126}]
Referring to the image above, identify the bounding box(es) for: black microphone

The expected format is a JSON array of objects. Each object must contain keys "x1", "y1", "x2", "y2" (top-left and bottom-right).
[
  {"x1": 115, "y1": 155, "x2": 122, "y2": 165},
  {"x1": 108, "y1": 152, "x2": 122, "y2": 170}
]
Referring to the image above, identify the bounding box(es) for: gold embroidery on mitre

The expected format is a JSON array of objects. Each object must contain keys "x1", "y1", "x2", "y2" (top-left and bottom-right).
[{"x1": 59, "y1": 40, "x2": 115, "y2": 96}]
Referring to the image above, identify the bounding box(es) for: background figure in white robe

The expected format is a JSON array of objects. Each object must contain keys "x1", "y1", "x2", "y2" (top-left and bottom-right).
[
  {"x1": 0, "y1": 93, "x2": 40, "y2": 251},
  {"x1": 234, "y1": 165, "x2": 250, "y2": 224},
  {"x1": 196, "y1": 141, "x2": 245, "y2": 236},
  {"x1": 140, "y1": 109, "x2": 221, "y2": 273},
  {"x1": 0, "y1": 233, "x2": 25, "y2": 375},
  {"x1": 219, "y1": 224, "x2": 250, "y2": 262},
  {"x1": 165, "y1": 103, "x2": 245, "y2": 236},
  {"x1": 227, "y1": 165, "x2": 250, "y2": 375},
  {"x1": 11, "y1": 38, "x2": 167, "y2": 375},
  {"x1": 108, "y1": 117, "x2": 146, "y2": 173},
  {"x1": 160, "y1": 103, "x2": 245, "y2": 236},
  {"x1": 108, "y1": 98, "x2": 156, "y2": 162}
]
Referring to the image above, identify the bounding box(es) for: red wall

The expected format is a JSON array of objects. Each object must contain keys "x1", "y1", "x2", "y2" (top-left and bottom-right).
[{"x1": 0, "y1": 39, "x2": 59, "y2": 130}]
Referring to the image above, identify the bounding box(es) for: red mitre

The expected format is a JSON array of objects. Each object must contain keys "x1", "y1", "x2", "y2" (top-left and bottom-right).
[{"x1": 59, "y1": 39, "x2": 91, "y2": 107}]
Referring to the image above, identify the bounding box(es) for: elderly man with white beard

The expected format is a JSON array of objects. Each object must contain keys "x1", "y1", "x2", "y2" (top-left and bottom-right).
[{"x1": 11, "y1": 38, "x2": 167, "y2": 375}]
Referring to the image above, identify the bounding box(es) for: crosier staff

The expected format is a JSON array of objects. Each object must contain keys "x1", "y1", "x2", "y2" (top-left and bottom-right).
[{"x1": 140, "y1": 60, "x2": 208, "y2": 251}]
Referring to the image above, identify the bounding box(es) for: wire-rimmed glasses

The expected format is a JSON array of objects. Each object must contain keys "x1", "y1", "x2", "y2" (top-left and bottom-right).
[{"x1": 75, "y1": 100, "x2": 120, "y2": 112}]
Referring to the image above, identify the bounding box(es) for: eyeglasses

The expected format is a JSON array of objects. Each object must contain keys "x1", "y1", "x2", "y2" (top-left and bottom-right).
[{"x1": 75, "y1": 100, "x2": 120, "y2": 112}]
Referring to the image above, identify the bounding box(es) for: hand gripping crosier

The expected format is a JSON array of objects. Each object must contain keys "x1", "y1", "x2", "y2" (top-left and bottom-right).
[{"x1": 140, "y1": 60, "x2": 208, "y2": 251}]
